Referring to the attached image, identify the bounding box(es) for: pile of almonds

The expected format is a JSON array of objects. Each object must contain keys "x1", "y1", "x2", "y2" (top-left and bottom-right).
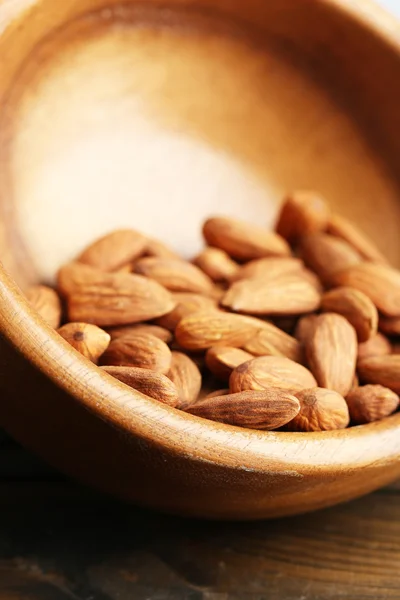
[{"x1": 25, "y1": 191, "x2": 400, "y2": 432}]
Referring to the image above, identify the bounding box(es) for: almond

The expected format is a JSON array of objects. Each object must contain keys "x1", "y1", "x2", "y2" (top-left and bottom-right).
[
  {"x1": 358, "y1": 355, "x2": 400, "y2": 393},
  {"x1": 58, "y1": 322, "x2": 110, "y2": 363},
  {"x1": 167, "y1": 351, "x2": 202, "y2": 409},
  {"x1": 294, "y1": 315, "x2": 318, "y2": 344},
  {"x1": 101, "y1": 366, "x2": 179, "y2": 407},
  {"x1": 320, "y1": 286, "x2": 378, "y2": 342},
  {"x1": 134, "y1": 257, "x2": 216, "y2": 296},
  {"x1": 193, "y1": 247, "x2": 239, "y2": 282},
  {"x1": 100, "y1": 332, "x2": 172, "y2": 374},
  {"x1": 175, "y1": 310, "x2": 260, "y2": 351},
  {"x1": 58, "y1": 262, "x2": 175, "y2": 326},
  {"x1": 346, "y1": 385, "x2": 399, "y2": 424},
  {"x1": 275, "y1": 191, "x2": 330, "y2": 242},
  {"x1": 243, "y1": 323, "x2": 302, "y2": 362},
  {"x1": 328, "y1": 214, "x2": 387, "y2": 264},
  {"x1": 203, "y1": 216, "x2": 290, "y2": 260},
  {"x1": 154, "y1": 293, "x2": 218, "y2": 330},
  {"x1": 378, "y1": 316, "x2": 400, "y2": 336},
  {"x1": 205, "y1": 388, "x2": 230, "y2": 399},
  {"x1": 305, "y1": 313, "x2": 357, "y2": 396},
  {"x1": 392, "y1": 343, "x2": 400, "y2": 355},
  {"x1": 143, "y1": 237, "x2": 182, "y2": 260},
  {"x1": 332, "y1": 263, "x2": 400, "y2": 317},
  {"x1": 287, "y1": 387, "x2": 350, "y2": 431},
  {"x1": 187, "y1": 389, "x2": 300, "y2": 430},
  {"x1": 357, "y1": 333, "x2": 392, "y2": 362},
  {"x1": 222, "y1": 271, "x2": 321, "y2": 316},
  {"x1": 231, "y1": 257, "x2": 303, "y2": 282},
  {"x1": 299, "y1": 233, "x2": 361, "y2": 284},
  {"x1": 77, "y1": 229, "x2": 147, "y2": 272},
  {"x1": 26, "y1": 285, "x2": 62, "y2": 329},
  {"x1": 106, "y1": 324, "x2": 173, "y2": 343},
  {"x1": 206, "y1": 347, "x2": 254, "y2": 380},
  {"x1": 230, "y1": 356, "x2": 317, "y2": 393}
]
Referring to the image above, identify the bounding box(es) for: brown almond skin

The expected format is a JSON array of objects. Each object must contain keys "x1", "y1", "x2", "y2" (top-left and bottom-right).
[
  {"x1": 231, "y1": 257, "x2": 303, "y2": 282},
  {"x1": 167, "y1": 352, "x2": 202, "y2": 409},
  {"x1": 320, "y1": 286, "x2": 378, "y2": 342},
  {"x1": 230, "y1": 356, "x2": 317, "y2": 393},
  {"x1": 101, "y1": 366, "x2": 179, "y2": 407},
  {"x1": 58, "y1": 322, "x2": 110, "y2": 363},
  {"x1": 222, "y1": 272, "x2": 321, "y2": 316},
  {"x1": 100, "y1": 333, "x2": 172, "y2": 374},
  {"x1": 346, "y1": 385, "x2": 399, "y2": 424},
  {"x1": 57, "y1": 262, "x2": 175, "y2": 326},
  {"x1": 77, "y1": 229, "x2": 147, "y2": 272},
  {"x1": 287, "y1": 388, "x2": 350, "y2": 432},
  {"x1": 187, "y1": 390, "x2": 300, "y2": 430},
  {"x1": 26, "y1": 285, "x2": 62, "y2": 329},
  {"x1": 154, "y1": 293, "x2": 218, "y2": 331},
  {"x1": 243, "y1": 323, "x2": 302, "y2": 363},
  {"x1": 193, "y1": 247, "x2": 239, "y2": 282},
  {"x1": 392, "y1": 343, "x2": 400, "y2": 355},
  {"x1": 175, "y1": 310, "x2": 260, "y2": 351},
  {"x1": 206, "y1": 347, "x2": 254, "y2": 380},
  {"x1": 106, "y1": 324, "x2": 173, "y2": 344},
  {"x1": 299, "y1": 233, "x2": 361, "y2": 285},
  {"x1": 276, "y1": 191, "x2": 330, "y2": 243},
  {"x1": 332, "y1": 263, "x2": 400, "y2": 318},
  {"x1": 379, "y1": 316, "x2": 400, "y2": 336},
  {"x1": 295, "y1": 315, "x2": 319, "y2": 344},
  {"x1": 305, "y1": 313, "x2": 357, "y2": 396},
  {"x1": 328, "y1": 214, "x2": 387, "y2": 264},
  {"x1": 134, "y1": 257, "x2": 215, "y2": 296},
  {"x1": 205, "y1": 389, "x2": 230, "y2": 399},
  {"x1": 357, "y1": 333, "x2": 392, "y2": 363},
  {"x1": 358, "y1": 355, "x2": 400, "y2": 393},
  {"x1": 203, "y1": 216, "x2": 291, "y2": 260}
]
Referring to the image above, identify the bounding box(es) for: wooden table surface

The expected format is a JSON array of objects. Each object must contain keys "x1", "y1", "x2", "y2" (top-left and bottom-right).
[{"x1": 1, "y1": 438, "x2": 400, "y2": 600}]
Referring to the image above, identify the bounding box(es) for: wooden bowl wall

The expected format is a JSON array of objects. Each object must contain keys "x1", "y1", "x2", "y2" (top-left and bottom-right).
[{"x1": 0, "y1": 0, "x2": 400, "y2": 519}]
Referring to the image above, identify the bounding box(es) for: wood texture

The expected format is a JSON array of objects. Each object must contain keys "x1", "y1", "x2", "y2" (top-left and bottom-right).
[
  {"x1": 0, "y1": 479, "x2": 400, "y2": 599},
  {"x1": 0, "y1": 0, "x2": 399, "y2": 520}
]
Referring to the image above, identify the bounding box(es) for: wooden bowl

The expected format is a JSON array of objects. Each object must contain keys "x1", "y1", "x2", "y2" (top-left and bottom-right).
[{"x1": 0, "y1": 0, "x2": 400, "y2": 520}]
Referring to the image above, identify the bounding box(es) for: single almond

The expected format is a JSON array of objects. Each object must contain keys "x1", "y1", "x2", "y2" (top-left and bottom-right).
[
  {"x1": 243, "y1": 323, "x2": 302, "y2": 363},
  {"x1": 299, "y1": 233, "x2": 361, "y2": 284},
  {"x1": 175, "y1": 310, "x2": 261, "y2": 350},
  {"x1": 100, "y1": 332, "x2": 172, "y2": 374},
  {"x1": 328, "y1": 214, "x2": 387, "y2": 264},
  {"x1": 193, "y1": 247, "x2": 239, "y2": 282},
  {"x1": 206, "y1": 347, "x2": 254, "y2": 380},
  {"x1": 320, "y1": 286, "x2": 378, "y2": 342},
  {"x1": 346, "y1": 385, "x2": 399, "y2": 424},
  {"x1": 378, "y1": 316, "x2": 400, "y2": 337},
  {"x1": 187, "y1": 389, "x2": 300, "y2": 430},
  {"x1": 230, "y1": 356, "x2": 317, "y2": 393},
  {"x1": 231, "y1": 257, "x2": 303, "y2": 282},
  {"x1": 287, "y1": 387, "x2": 350, "y2": 432},
  {"x1": 275, "y1": 191, "x2": 330, "y2": 243},
  {"x1": 332, "y1": 263, "x2": 400, "y2": 318},
  {"x1": 106, "y1": 323, "x2": 173, "y2": 344},
  {"x1": 203, "y1": 216, "x2": 290, "y2": 260},
  {"x1": 134, "y1": 257, "x2": 216, "y2": 296},
  {"x1": 294, "y1": 315, "x2": 319, "y2": 344},
  {"x1": 26, "y1": 285, "x2": 62, "y2": 329},
  {"x1": 305, "y1": 313, "x2": 357, "y2": 396},
  {"x1": 57, "y1": 262, "x2": 175, "y2": 326},
  {"x1": 58, "y1": 322, "x2": 110, "y2": 363},
  {"x1": 357, "y1": 333, "x2": 392, "y2": 362},
  {"x1": 167, "y1": 351, "x2": 202, "y2": 409},
  {"x1": 154, "y1": 293, "x2": 218, "y2": 330},
  {"x1": 222, "y1": 271, "x2": 321, "y2": 316},
  {"x1": 357, "y1": 355, "x2": 400, "y2": 393},
  {"x1": 77, "y1": 229, "x2": 147, "y2": 272},
  {"x1": 101, "y1": 366, "x2": 178, "y2": 407}
]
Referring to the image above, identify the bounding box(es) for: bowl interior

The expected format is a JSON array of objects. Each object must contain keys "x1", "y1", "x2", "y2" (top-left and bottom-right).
[{"x1": 1, "y1": 0, "x2": 400, "y2": 286}]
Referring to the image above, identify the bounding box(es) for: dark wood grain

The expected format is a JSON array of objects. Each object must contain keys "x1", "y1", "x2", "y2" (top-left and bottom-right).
[{"x1": 0, "y1": 479, "x2": 399, "y2": 600}]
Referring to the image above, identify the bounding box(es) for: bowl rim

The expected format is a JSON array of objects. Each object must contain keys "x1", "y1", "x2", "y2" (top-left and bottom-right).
[{"x1": 1, "y1": 0, "x2": 400, "y2": 475}]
